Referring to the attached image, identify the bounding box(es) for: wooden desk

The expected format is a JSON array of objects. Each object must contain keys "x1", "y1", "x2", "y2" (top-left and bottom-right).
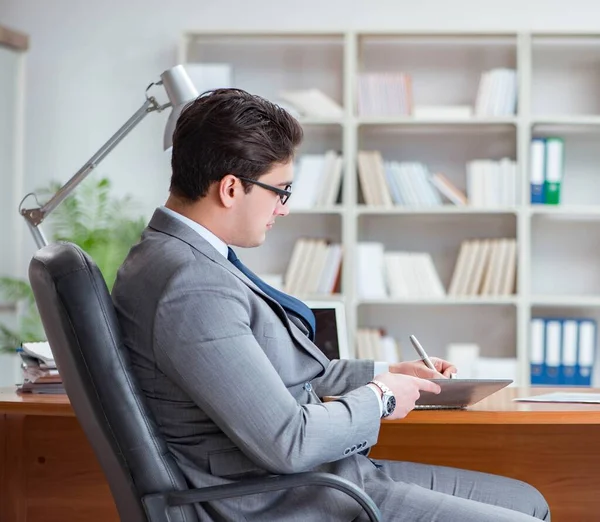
[
  {"x1": 1, "y1": 387, "x2": 599, "y2": 522},
  {"x1": 369, "y1": 387, "x2": 600, "y2": 522}
]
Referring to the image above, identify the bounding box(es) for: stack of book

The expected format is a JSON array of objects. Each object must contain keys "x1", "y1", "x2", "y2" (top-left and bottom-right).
[
  {"x1": 466, "y1": 158, "x2": 518, "y2": 207},
  {"x1": 355, "y1": 328, "x2": 402, "y2": 362},
  {"x1": 448, "y1": 238, "x2": 517, "y2": 297},
  {"x1": 359, "y1": 150, "x2": 494, "y2": 208},
  {"x1": 357, "y1": 72, "x2": 413, "y2": 116},
  {"x1": 288, "y1": 151, "x2": 343, "y2": 209},
  {"x1": 474, "y1": 68, "x2": 518, "y2": 117},
  {"x1": 283, "y1": 238, "x2": 343, "y2": 296},
  {"x1": 17, "y1": 341, "x2": 64, "y2": 394},
  {"x1": 356, "y1": 243, "x2": 445, "y2": 299}
]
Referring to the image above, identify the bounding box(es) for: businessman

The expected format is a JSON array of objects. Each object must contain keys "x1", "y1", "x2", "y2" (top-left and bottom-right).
[{"x1": 112, "y1": 88, "x2": 550, "y2": 521}]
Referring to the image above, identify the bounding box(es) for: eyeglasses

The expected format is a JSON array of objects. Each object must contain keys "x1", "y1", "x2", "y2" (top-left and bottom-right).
[{"x1": 236, "y1": 176, "x2": 292, "y2": 205}]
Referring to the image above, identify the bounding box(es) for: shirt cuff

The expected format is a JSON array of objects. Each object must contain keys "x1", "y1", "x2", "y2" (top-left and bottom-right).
[
  {"x1": 366, "y1": 384, "x2": 384, "y2": 417},
  {"x1": 373, "y1": 361, "x2": 389, "y2": 378}
]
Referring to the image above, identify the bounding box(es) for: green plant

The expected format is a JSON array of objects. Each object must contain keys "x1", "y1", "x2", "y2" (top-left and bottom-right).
[{"x1": 0, "y1": 176, "x2": 146, "y2": 352}]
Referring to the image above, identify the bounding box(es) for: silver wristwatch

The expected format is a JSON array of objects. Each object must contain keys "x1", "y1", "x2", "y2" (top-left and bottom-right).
[{"x1": 369, "y1": 380, "x2": 396, "y2": 418}]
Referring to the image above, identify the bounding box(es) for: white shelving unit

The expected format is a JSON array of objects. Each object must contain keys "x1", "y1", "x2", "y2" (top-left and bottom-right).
[{"x1": 181, "y1": 30, "x2": 600, "y2": 386}]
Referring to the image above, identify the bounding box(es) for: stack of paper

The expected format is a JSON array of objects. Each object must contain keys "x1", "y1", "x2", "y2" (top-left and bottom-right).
[{"x1": 17, "y1": 341, "x2": 65, "y2": 394}]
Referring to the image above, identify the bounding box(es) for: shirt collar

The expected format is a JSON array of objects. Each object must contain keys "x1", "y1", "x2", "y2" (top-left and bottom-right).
[{"x1": 160, "y1": 206, "x2": 228, "y2": 258}]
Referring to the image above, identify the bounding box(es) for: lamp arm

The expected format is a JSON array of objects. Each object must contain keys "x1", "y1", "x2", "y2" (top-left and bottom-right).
[{"x1": 20, "y1": 96, "x2": 166, "y2": 249}]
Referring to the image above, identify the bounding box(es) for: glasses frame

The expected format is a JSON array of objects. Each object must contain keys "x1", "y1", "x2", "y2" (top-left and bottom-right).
[{"x1": 236, "y1": 176, "x2": 292, "y2": 205}]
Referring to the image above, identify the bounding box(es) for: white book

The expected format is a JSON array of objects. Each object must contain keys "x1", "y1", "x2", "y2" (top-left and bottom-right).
[
  {"x1": 448, "y1": 241, "x2": 471, "y2": 296},
  {"x1": 430, "y1": 173, "x2": 467, "y2": 206},
  {"x1": 289, "y1": 154, "x2": 326, "y2": 209},
  {"x1": 456, "y1": 240, "x2": 482, "y2": 296},
  {"x1": 384, "y1": 253, "x2": 410, "y2": 298},
  {"x1": 500, "y1": 239, "x2": 517, "y2": 295},
  {"x1": 480, "y1": 239, "x2": 500, "y2": 295},
  {"x1": 368, "y1": 329, "x2": 383, "y2": 360},
  {"x1": 474, "y1": 71, "x2": 491, "y2": 116},
  {"x1": 305, "y1": 240, "x2": 329, "y2": 295},
  {"x1": 356, "y1": 329, "x2": 373, "y2": 359},
  {"x1": 284, "y1": 238, "x2": 308, "y2": 294},
  {"x1": 357, "y1": 242, "x2": 387, "y2": 299},
  {"x1": 318, "y1": 153, "x2": 343, "y2": 206},
  {"x1": 278, "y1": 88, "x2": 344, "y2": 118},
  {"x1": 490, "y1": 238, "x2": 510, "y2": 295},
  {"x1": 418, "y1": 253, "x2": 446, "y2": 297},
  {"x1": 316, "y1": 244, "x2": 343, "y2": 294},
  {"x1": 466, "y1": 239, "x2": 491, "y2": 296},
  {"x1": 380, "y1": 335, "x2": 400, "y2": 364},
  {"x1": 371, "y1": 151, "x2": 394, "y2": 207},
  {"x1": 357, "y1": 151, "x2": 378, "y2": 205},
  {"x1": 291, "y1": 239, "x2": 319, "y2": 296}
]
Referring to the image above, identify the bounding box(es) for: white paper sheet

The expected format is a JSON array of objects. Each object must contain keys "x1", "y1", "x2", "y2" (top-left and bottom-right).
[{"x1": 514, "y1": 392, "x2": 600, "y2": 404}]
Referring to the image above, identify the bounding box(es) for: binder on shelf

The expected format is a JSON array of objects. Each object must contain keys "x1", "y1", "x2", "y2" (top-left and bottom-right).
[
  {"x1": 530, "y1": 318, "x2": 545, "y2": 385},
  {"x1": 544, "y1": 137, "x2": 564, "y2": 205},
  {"x1": 577, "y1": 319, "x2": 596, "y2": 386},
  {"x1": 544, "y1": 319, "x2": 562, "y2": 385},
  {"x1": 529, "y1": 138, "x2": 546, "y2": 204},
  {"x1": 530, "y1": 317, "x2": 598, "y2": 387},
  {"x1": 561, "y1": 319, "x2": 579, "y2": 386}
]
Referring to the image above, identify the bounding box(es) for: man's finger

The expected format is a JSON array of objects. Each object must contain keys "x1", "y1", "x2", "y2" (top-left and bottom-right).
[
  {"x1": 442, "y1": 366, "x2": 458, "y2": 377},
  {"x1": 420, "y1": 367, "x2": 445, "y2": 379},
  {"x1": 415, "y1": 378, "x2": 441, "y2": 394}
]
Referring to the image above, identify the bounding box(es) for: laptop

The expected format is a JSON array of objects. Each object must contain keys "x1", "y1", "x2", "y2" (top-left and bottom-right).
[{"x1": 305, "y1": 300, "x2": 350, "y2": 360}]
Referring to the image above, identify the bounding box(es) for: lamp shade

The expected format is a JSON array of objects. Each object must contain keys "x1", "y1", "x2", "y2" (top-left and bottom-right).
[{"x1": 161, "y1": 65, "x2": 199, "y2": 150}]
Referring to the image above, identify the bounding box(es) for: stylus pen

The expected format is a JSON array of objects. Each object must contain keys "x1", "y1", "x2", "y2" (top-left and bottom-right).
[{"x1": 409, "y1": 335, "x2": 455, "y2": 378}]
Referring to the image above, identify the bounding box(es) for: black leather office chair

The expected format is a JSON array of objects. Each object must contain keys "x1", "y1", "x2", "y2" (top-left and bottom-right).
[{"x1": 28, "y1": 242, "x2": 381, "y2": 522}]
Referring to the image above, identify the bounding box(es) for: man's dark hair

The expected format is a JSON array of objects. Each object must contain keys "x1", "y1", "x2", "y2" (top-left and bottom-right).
[{"x1": 169, "y1": 88, "x2": 303, "y2": 201}]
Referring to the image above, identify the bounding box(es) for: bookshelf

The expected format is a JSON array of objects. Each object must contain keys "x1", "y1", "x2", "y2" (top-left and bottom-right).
[{"x1": 180, "y1": 30, "x2": 600, "y2": 386}]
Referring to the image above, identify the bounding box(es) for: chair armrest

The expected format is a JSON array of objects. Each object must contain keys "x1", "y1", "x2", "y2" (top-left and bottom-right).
[{"x1": 142, "y1": 471, "x2": 381, "y2": 522}]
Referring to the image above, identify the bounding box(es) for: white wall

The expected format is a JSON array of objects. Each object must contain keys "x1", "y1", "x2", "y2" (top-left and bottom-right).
[{"x1": 3, "y1": 0, "x2": 600, "y2": 268}]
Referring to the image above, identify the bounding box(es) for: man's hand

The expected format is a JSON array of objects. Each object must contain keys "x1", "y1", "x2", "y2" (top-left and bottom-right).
[
  {"x1": 390, "y1": 358, "x2": 457, "y2": 380},
  {"x1": 371, "y1": 372, "x2": 441, "y2": 420}
]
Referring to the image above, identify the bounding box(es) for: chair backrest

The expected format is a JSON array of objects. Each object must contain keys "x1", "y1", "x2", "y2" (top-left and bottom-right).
[{"x1": 28, "y1": 242, "x2": 198, "y2": 522}]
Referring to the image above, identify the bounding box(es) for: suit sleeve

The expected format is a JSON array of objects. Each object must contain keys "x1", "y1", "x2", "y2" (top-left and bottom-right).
[
  {"x1": 153, "y1": 262, "x2": 381, "y2": 475},
  {"x1": 310, "y1": 359, "x2": 374, "y2": 398}
]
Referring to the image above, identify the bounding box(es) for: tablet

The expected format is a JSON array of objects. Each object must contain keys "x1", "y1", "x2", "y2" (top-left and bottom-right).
[{"x1": 415, "y1": 379, "x2": 513, "y2": 409}]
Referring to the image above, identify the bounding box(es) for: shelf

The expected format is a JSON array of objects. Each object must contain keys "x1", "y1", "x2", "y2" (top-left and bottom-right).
[
  {"x1": 358, "y1": 297, "x2": 518, "y2": 306},
  {"x1": 289, "y1": 207, "x2": 345, "y2": 215},
  {"x1": 358, "y1": 116, "x2": 517, "y2": 126},
  {"x1": 356, "y1": 206, "x2": 518, "y2": 215},
  {"x1": 295, "y1": 293, "x2": 345, "y2": 302},
  {"x1": 298, "y1": 117, "x2": 345, "y2": 126},
  {"x1": 532, "y1": 116, "x2": 600, "y2": 127},
  {"x1": 180, "y1": 30, "x2": 600, "y2": 387},
  {"x1": 531, "y1": 295, "x2": 600, "y2": 308},
  {"x1": 529, "y1": 206, "x2": 600, "y2": 219}
]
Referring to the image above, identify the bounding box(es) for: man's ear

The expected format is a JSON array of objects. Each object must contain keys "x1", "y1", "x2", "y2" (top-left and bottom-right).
[{"x1": 219, "y1": 174, "x2": 238, "y2": 208}]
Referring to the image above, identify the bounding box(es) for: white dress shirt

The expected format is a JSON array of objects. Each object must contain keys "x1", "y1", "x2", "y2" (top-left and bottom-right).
[{"x1": 160, "y1": 206, "x2": 388, "y2": 414}]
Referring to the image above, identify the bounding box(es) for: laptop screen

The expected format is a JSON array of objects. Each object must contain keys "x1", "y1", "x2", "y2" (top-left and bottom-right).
[
  {"x1": 307, "y1": 301, "x2": 349, "y2": 360},
  {"x1": 313, "y1": 308, "x2": 341, "y2": 360}
]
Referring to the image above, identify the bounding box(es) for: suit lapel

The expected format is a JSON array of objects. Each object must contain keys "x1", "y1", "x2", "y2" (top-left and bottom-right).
[{"x1": 148, "y1": 208, "x2": 329, "y2": 370}]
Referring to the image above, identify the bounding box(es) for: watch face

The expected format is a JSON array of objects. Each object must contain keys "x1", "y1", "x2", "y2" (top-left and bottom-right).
[{"x1": 385, "y1": 395, "x2": 396, "y2": 415}]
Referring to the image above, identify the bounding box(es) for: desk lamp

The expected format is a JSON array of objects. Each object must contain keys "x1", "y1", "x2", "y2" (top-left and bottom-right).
[{"x1": 18, "y1": 64, "x2": 199, "y2": 248}]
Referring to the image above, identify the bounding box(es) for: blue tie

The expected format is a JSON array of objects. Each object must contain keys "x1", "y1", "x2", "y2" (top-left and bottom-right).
[{"x1": 227, "y1": 247, "x2": 316, "y2": 341}]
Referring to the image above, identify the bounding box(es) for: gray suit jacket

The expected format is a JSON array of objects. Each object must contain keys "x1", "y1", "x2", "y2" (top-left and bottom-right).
[{"x1": 112, "y1": 208, "x2": 383, "y2": 521}]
